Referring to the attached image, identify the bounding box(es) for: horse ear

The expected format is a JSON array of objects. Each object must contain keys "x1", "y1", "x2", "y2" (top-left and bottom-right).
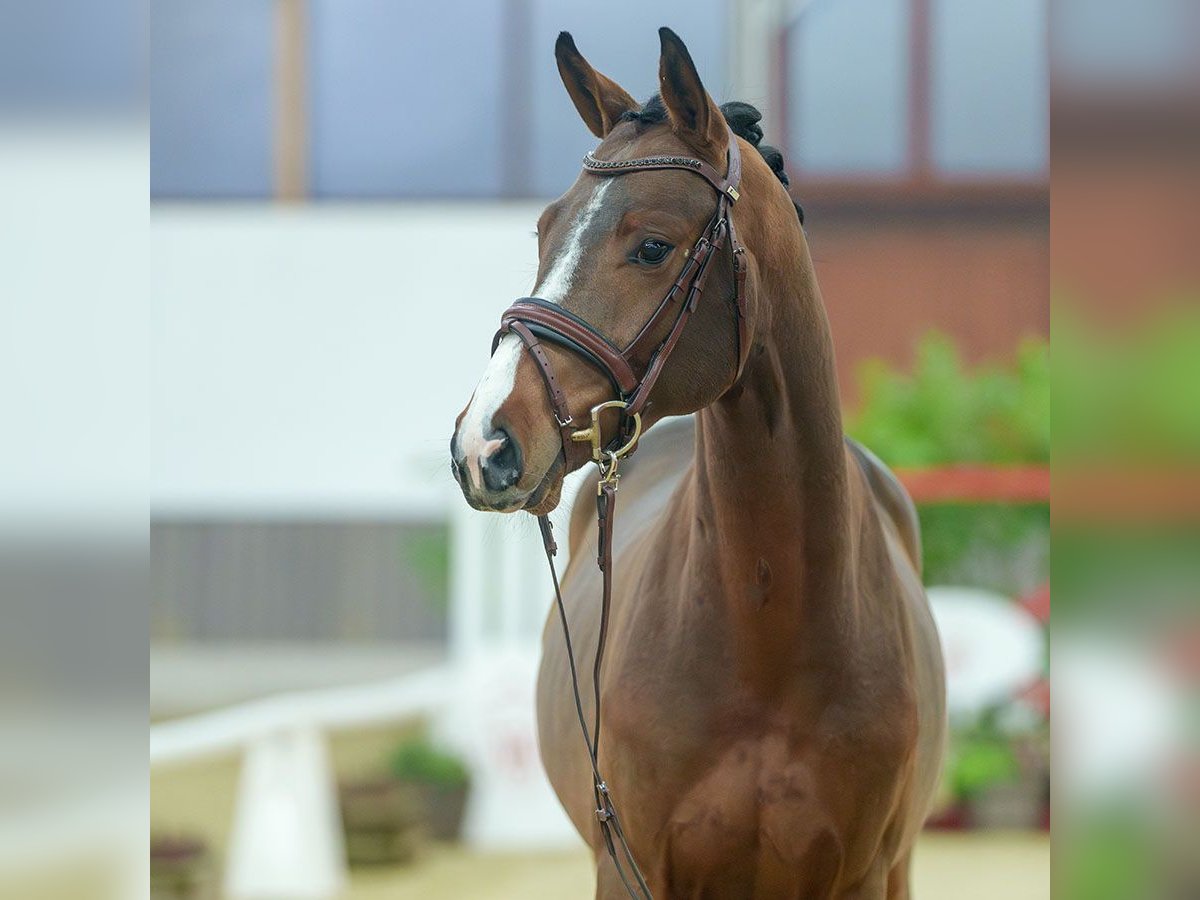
[
  {"x1": 555, "y1": 32, "x2": 637, "y2": 139},
  {"x1": 657, "y1": 27, "x2": 727, "y2": 151}
]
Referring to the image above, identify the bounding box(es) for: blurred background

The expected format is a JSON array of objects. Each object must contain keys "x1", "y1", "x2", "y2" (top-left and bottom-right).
[
  {"x1": 142, "y1": 1, "x2": 1061, "y2": 896},
  {"x1": 147, "y1": 1, "x2": 1053, "y2": 897},
  {"x1": 2, "y1": 0, "x2": 1195, "y2": 898}
]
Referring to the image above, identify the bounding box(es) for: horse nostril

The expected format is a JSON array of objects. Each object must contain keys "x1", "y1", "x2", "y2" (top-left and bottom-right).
[{"x1": 481, "y1": 429, "x2": 522, "y2": 493}]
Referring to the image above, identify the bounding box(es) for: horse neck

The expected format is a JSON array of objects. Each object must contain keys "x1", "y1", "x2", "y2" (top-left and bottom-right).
[{"x1": 687, "y1": 244, "x2": 855, "y2": 674}]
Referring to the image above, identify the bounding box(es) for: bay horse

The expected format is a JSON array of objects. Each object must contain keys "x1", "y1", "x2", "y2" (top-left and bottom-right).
[{"x1": 452, "y1": 28, "x2": 945, "y2": 899}]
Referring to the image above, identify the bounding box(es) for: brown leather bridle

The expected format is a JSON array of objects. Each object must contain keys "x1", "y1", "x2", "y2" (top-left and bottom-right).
[
  {"x1": 489, "y1": 128, "x2": 747, "y2": 900},
  {"x1": 493, "y1": 125, "x2": 747, "y2": 475}
]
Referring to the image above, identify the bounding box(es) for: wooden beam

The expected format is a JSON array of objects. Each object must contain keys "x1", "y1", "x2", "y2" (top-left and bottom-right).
[
  {"x1": 908, "y1": 0, "x2": 932, "y2": 181},
  {"x1": 274, "y1": 0, "x2": 308, "y2": 202},
  {"x1": 499, "y1": 0, "x2": 532, "y2": 197},
  {"x1": 895, "y1": 465, "x2": 1051, "y2": 504}
]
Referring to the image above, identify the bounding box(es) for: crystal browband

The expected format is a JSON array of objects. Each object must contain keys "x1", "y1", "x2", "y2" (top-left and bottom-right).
[{"x1": 583, "y1": 154, "x2": 703, "y2": 171}]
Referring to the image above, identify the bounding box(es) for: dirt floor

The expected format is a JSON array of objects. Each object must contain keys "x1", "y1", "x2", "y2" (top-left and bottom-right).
[{"x1": 346, "y1": 832, "x2": 1050, "y2": 899}]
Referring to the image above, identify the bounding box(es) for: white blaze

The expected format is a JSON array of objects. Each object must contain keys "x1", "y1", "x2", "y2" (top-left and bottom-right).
[
  {"x1": 459, "y1": 333, "x2": 522, "y2": 488},
  {"x1": 457, "y1": 180, "x2": 611, "y2": 489},
  {"x1": 533, "y1": 179, "x2": 611, "y2": 302}
]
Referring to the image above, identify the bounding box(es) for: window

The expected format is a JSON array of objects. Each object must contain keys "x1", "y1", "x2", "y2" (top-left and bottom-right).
[
  {"x1": 788, "y1": 0, "x2": 911, "y2": 176},
  {"x1": 1054, "y1": 0, "x2": 1195, "y2": 90},
  {"x1": 151, "y1": 0, "x2": 274, "y2": 198},
  {"x1": 784, "y1": 0, "x2": 1048, "y2": 184},
  {"x1": 308, "y1": 0, "x2": 505, "y2": 197},
  {"x1": 150, "y1": 0, "x2": 1049, "y2": 198},
  {"x1": 150, "y1": 0, "x2": 730, "y2": 199},
  {"x1": 932, "y1": 0, "x2": 1047, "y2": 176}
]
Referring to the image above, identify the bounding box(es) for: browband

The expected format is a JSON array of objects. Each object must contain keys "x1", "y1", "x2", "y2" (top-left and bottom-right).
[{"x1": 582, "y1": 152, "x2": 741, "y2": 202}]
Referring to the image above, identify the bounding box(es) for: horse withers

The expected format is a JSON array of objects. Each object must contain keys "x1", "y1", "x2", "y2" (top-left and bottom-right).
[{"x1": 451, "y1": 28, "x2": 946, "y2": 899}]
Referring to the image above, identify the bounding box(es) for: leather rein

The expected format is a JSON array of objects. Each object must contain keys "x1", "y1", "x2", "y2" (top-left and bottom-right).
[{"x1": 489, "y1": 128, "x2": 746, "y2": 899}]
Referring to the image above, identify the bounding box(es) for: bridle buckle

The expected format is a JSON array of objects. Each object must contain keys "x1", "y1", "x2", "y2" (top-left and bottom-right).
[{"x1": 570, "y1": 400, "x2": 642, "y2": 466}]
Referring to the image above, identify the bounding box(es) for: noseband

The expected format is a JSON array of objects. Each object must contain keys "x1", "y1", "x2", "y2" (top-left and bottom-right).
[{"x1": 488, "y1": 129, "x2": 747, "y2": 900}]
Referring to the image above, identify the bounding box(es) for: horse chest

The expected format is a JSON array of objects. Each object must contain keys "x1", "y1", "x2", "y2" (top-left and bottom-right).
[{"x1": 650, "y1": 733, "x2": 845, "y2": 894}]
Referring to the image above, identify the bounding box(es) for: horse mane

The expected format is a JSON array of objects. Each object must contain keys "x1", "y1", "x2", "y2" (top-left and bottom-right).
[{"x1": 618, "y1": 95, "x2": 805, "y2": 225}]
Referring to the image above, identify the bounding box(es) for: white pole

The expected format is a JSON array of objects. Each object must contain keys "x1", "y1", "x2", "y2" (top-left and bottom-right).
[
  {"x1": 727, "y1": 0, "x2": 781, "y2": 130},
  {"x1": 224, "y1": 726, "x2": 345, "y2": 900},
  {"x1": 728, "y1": 0, "x2": 823, "y2": 139}
]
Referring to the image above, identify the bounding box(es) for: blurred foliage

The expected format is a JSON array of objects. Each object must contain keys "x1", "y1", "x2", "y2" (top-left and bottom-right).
[
  {"x1": 1055, "y1": 304, "x2": 1200, "y2": 462},
  {"x1": 1053, "y1": 301, "x2": 1200, "y2": 616},
  {"x1": 1058, "y1": 811, "x2": 1156, "y2": 900},
  {"x1": 915, "y1": 503, "x2": 1048, "y2": 595},
  {"x1": 1054, "y1": 525, "x2": 1200, "y2": 621},
  {"x1": 948, "y1": 709, "x2": 1022, "y2": 800},
  {"x1": 1052, "y1": 305, "x2": 1200, "y2": 897},
  {"x1": 846, "y1": 333, "x2": 1050, "y2": 592},
  {"x1": 849, "y1": 332, "x2": 1049, "y2": 466},
  {"x1": 389, "y1": 734, "x2": 470, "y2": 788}
]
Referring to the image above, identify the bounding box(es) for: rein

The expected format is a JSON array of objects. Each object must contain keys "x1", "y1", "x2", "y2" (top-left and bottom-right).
[{"x1": 490, "y1": 128, "x2": 746, "y2": 899}]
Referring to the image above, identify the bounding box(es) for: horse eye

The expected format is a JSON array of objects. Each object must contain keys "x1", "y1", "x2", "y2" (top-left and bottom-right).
[{"x1": 635, "y1": 239, "x2": 672, "y2": 265}]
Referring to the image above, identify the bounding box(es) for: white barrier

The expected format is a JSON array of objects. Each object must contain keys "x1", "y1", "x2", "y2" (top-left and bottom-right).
[
  {"x1": 151, "y1": 666, "x2": 454, "y2": 899},
  {"x1": 150, "y1": 665, "x2": 454, "y2": 768},
  {"x1": 151, "y1": 659, "x2": 579, "y2": 897},
  {"x1": 224, "y1": 727, "x2": 345, "y2": 900}
]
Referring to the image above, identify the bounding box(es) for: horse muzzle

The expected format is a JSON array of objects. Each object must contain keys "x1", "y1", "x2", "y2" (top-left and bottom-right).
[{"x1": 450, "y1": 426, "x2": 528, "y2": 512}]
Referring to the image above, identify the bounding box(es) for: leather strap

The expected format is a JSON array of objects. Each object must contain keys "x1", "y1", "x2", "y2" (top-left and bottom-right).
[
  {"x1": 503, "y1": 321, "x2": 576, "y2": 446},
  {"x1": 622, "y1": 234, "x2": 711, "y2": 358},
  {"x1": 500, "y1": 299, "x2": 639, "y2": 396},
  {"x1": 537, "y1": 512, "x2": 652, "y2": 899},
  {"x1": 624, "y1": 222, "x2": 723, "y2": 418},
  {"x1": 728, "y1": 218, "x2": 752, "y2": 377}
]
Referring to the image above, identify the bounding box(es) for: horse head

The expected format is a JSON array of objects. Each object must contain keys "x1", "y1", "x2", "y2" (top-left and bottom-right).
[{"x1": 452, "y1": 28, "x2": 799, "y2": 514}]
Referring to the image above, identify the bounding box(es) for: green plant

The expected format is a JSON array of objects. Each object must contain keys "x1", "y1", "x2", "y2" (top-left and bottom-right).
[
  {"x1": 846, "y1": 333, "x2": 1050, "y2": 592},
  {"x1": 948, "y1": 708, "x2": 1022, "y2": 800},
  {"x1": 849, "y1": 332, "x2": 1049, "y2": 467},
  {"x1": 1054, "y1": 304, "x2": 1200, "y2": 463},
  {"x1": 951, "y1": 732, "x2": 1021, "y2": 800},
  {"x1": 389, "y1": 735, "x2": 470, "y2": 788},
  {"x1": 916, "y1": 502, "x2": 1049, "y2": 595}
]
